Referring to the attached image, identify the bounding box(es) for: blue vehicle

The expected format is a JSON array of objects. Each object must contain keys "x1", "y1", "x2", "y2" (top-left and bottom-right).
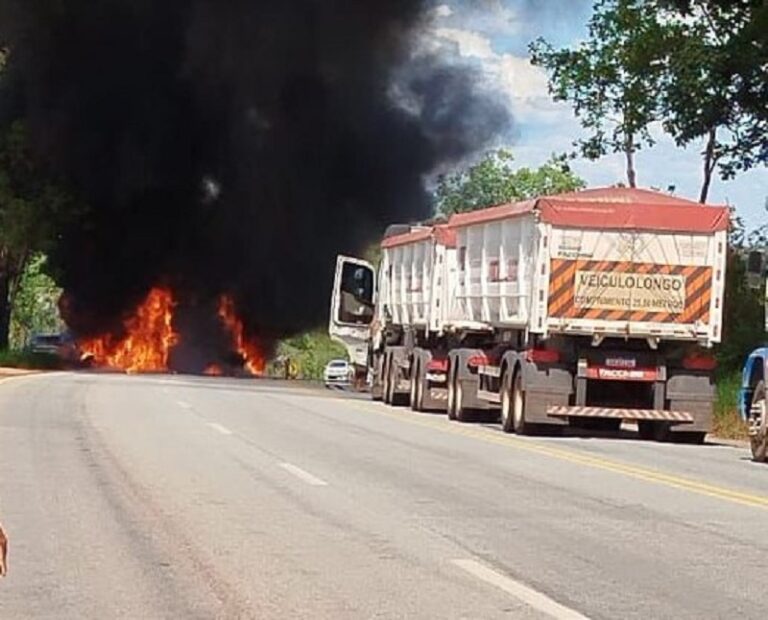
[
  {"x1": 739, "y1": 250, "x2": 768, "y2": 461},
  {"x1": 740, "y1": 347, "x2": 767, "y2": 461}
]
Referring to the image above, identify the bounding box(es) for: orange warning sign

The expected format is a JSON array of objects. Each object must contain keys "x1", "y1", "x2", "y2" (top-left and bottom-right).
[{"x1": 548, "y1": 259, "x2": 712, "y2": 324}]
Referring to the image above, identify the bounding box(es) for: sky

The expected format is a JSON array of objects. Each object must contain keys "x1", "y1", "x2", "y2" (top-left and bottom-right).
[{"x1": 419, "y1": 0, "x2": 767, "y2": 230}]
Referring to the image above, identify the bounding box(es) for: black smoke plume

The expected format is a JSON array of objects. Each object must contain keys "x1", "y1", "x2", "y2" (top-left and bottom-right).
[{"x1": 0, "y1": 1, "x2": 509, "y2": 366}]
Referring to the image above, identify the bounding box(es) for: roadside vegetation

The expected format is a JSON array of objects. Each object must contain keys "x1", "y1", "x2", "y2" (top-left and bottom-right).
[
  {"x1": 712, "y1": 222, "x2": 767, "y2": 439},
  {"x1": 10, "y1": 254, "x2": 63, "y2": 350},
  {"x1": 713, "y1": 372, "x2": 748, "y2": 440},
  {"x1": 0, "y1": 349, "x2": 61, "y2": 370},
  {"x1": 269, "y1": 330, "x2": 347, "y2": 381},
  {"x1": 0, "y1": 253, "x2": 65, "y2": 370}
]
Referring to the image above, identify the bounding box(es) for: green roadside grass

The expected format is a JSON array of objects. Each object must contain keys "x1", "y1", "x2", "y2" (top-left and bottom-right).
[
  {"x1": 0, "y1": 349, "x2": 62, "y2": 370},
  {"x1": 713, "y1": 371, "x2": 748, "y2": 441},
  {"x1": 269, "y1": 330, "x2": 348, "y2": 380}
]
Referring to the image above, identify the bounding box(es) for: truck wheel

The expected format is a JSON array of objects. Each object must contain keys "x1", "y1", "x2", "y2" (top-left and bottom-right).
[
  {"x1": 637, "y1": 421, "x2": 655, "y2": 440},
  {"x1": 500, "y1": 368, "x2": 515, "y2": 433},
  {"x1": 447, "y1": 363, "x2": 458, "y2": 420},
  {"x1": 409, "y1": 358, "x2": 419, "y2": 410},
  {"x1": 454, "y1": 377, "x2": 472, "y2": 422},
  {"x1": 573, "y1": 418, "x2": 621, "y2": 432},
  {"x1": 637, "y1": 421, "x2": 669, "y2": 441},
  {"x1": 670, "y1": 431, "x2": 707, "y2": 445},
  {"x1": 388, "y1": 357, "x2": 407, "y2": 407},
  {"x1": 512, "y1": 372, "x2": 532, "y2": 435},
  {"x1": 383, "y1": 353, "x2": 393, "y2": 405},
  {"x1": 749, "y1": 380, "x2": 767, "y2": 462},
  {"x1": 371, "y1": 353, "x2": 384, "y2": 401},
  {"x1": 414, "y1": 359, "x2": 428, "y2": 412}
]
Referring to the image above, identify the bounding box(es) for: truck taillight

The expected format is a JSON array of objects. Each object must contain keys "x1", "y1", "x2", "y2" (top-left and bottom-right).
[
  {"x1": 467, "y1": 354, "x2": 489, "y2": 368},
  {"x1": 682, "y1": 353, "x2": 717, "y2": 371},
  {"x1": 426, "y1": 359, "x2": 449, "y2": 373},
  {"x1": 525, "y1": 348, "x2": 560, "y2": 364}
]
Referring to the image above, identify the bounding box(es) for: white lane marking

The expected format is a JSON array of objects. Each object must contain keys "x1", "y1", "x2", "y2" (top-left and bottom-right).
[
  {"x1": 279, "y1": 462, "x2": 328, "y2": 487},
  {"x1": 206, "y1": 422, "x2": 233, "y2": 436},
  {"x1": 176, "y1": 400, "x2": 192, "y2": 409},
  {"x1": 451, "y1": 559, "x2": 589, "y2": 620}
]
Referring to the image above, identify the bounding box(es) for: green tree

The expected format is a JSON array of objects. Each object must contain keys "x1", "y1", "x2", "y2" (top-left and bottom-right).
[
  {"x1": 274, "y1": 330, "x2": 347, "y2": 380},
  {"x1": 10, "y1": 254, "x2": 63, "y2": 349},
  {"x1": 434, "y1": 150, "x2": 585, "y2": 215},
  {"x1": 717, "y1": 211, "x2": 767, "y2": 372},
  {"x1": 655, "y1": 2, "x2": 768, "y2": 201},
  {"x1": 0, "y1": 120, "x2": 76, "y2": 349},
  {"x1": 530, "y1": 1, "x2": 668, "y2": 188},
  {"x1": 532, "y1": 0, "x2": 768, "y2": 202},
  {"x1": 663, "y1": 1, "x2": 767, "y2": 180}
]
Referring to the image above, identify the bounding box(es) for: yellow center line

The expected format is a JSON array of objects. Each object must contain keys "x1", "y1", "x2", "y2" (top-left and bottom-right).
[{"x1": 342, "y1": 399, "x2": 768, "y2": 511}]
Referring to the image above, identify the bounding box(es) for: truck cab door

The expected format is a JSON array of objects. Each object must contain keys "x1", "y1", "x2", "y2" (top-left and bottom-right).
[{"x1": 329, "y1": 255, "x2": 376, "y2": 369}]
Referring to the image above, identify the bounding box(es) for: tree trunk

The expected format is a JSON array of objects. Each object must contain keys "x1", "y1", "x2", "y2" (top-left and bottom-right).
[
  {"x1": 625, "y1": 134, "x2": 637, "y2": 188},
  {"x1": 699, "y1": 127, "x2": 718, "y2": 204},
  {"x1": 0, "y1": 271, "x2": 10, "y2": 350}
]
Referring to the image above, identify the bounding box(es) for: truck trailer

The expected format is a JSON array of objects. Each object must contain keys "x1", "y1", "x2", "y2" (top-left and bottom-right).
[{"x1": 330, "y1": 187, "x2": 729, "y2": 442}]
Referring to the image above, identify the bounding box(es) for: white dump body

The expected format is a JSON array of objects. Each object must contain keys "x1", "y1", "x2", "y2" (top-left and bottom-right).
[
  {"x1": 448, "y1": 205, "x2": 539, "y2": 330},
  {"x1": 378, "y1": 226, "x2": 455, "y2": 334},
  {"x1": 447, "y1": 189, "x2": 729, "y2": 346}
]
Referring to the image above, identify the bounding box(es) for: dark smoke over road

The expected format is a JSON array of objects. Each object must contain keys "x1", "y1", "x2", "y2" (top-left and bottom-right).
[{"x1": 0, "y1": 1, "x2": 510, "y2": 359}]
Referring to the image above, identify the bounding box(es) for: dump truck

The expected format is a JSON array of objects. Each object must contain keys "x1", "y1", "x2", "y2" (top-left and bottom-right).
[
  {"x1": 739, "y1": 249, "x2": 768, "y2": 460},
  {"x1": 330, "y1": 187, "x2": 729, "y2": 442}
]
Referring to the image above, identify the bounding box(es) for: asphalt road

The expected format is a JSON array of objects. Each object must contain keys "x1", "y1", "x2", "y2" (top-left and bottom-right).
[{"x1": 1, "y1": 372, "x2": 767, "y2": 619}]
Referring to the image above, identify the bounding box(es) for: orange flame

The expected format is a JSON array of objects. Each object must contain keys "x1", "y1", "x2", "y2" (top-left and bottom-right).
[
  {"x1": 217, "y1": 295, "x2": 265, "y2": 376},
  {"x1": 80, "y1": 287, "x2": 179, "y2": 373}
]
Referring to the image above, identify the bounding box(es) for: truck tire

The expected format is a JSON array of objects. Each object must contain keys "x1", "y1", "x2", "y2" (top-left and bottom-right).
[
  {"x1": 571, "y1": 418, "x2": 621, "y2": 432},
  {"x1": 381, "y1": 351, "x2": 390, "y2": 405},
  {"x1": 512, "y1": 371, "x2": 532, "y2": 435},
  {"x1": 371, "y1": 352, "x2": 384, "y2": 401},
  {"x1": 447, "y1": 360, "x2": 472, "y2": 422},
  {"x1": 411, "y1": 353, "x2": 424, "y2": 411},
  {"x1": 416, "y1": 367, "x2": 426, "y2": 411},
  {"x1": 637, "y1": 421, "x2": 655, "y2": 440},
  {"x1": 447, "y1": 362, "x2": 458, "y2": 420},
  {"x1": 454, "y1": 376, "x2": 472, "y2": 422},
  {"x1": 500, "y1": 367, "x2": 515, "y2": 433},
  {"x1": 670, "y1": 431, "x2": 707, "y2": 445},
  {"x1": 749, "y1": 380, "x2": 767, "y2": 462},
  {"x1": 385, "y1": 347, "x2": 409, "y2": 407},
  {"x1": 388, "y1": 356, "x2": 407, "y2": 407},
  {"x1": 637, "y1": 421, "x2": 670, "y2": 442}
]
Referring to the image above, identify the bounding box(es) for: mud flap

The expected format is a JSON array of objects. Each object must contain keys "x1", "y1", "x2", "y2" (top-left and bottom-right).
[
  {"x1": 667, "y1": 372, "x2": 714, "y2": 433},
  {"x1": 520, "y1": 363, "x2": 572, "y2": 426}
]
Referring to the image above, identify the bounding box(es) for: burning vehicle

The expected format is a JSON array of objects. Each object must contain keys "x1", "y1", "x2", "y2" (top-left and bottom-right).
[{"x1": 77, "y1": 288, "x2": 264, "y2": 376}]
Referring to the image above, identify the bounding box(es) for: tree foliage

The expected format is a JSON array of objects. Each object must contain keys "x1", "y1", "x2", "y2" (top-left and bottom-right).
[
  {"x1": 531, "y1": 0, "x2": 768, "y2": 201},
  {"x1": 273, "y1": 330, "x2": 347, "y2": 380},
  {"x1": 434, "y1": 150, "x2": 585, "y2": 215},
  {"x1": 530, "y1": 1, "x2": 667, "y2": 188},
  {"x1": 662, "y1": 0, "x2": 767, "y2": 177},
  {"x1": 0, "y1": 120, "x2": 78, "y2": 348},
  {"x1": 718, "y1": 251, "x2": 766, "y2": 371},
  {"x1": 10, "y1": 254, "x2": 63, "y2": 350},
  {"x1": 718, "y1": 210, "x2": 767, "y2": 372}
]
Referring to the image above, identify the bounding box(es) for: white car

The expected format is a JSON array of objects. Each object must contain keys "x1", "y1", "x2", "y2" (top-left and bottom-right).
[{"x1": 323, "y1": 359, "x2": 354, "y2": 387}]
